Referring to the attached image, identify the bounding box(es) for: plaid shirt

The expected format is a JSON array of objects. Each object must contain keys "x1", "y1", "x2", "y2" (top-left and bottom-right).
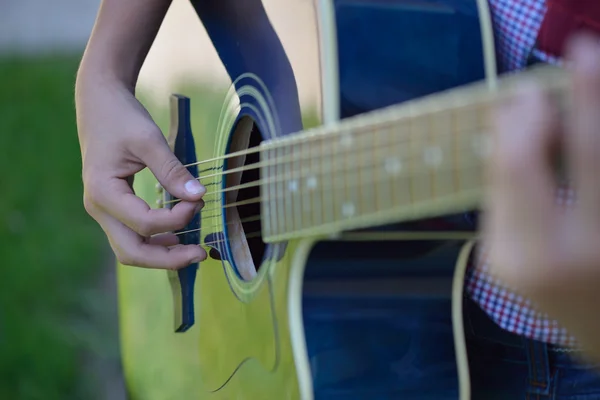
[{"x1": 464, "y1": 0, "x2": 577, "y2": 347}]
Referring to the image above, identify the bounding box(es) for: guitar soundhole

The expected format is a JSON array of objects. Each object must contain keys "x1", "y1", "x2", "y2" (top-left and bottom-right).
[{"x1": 222, "y1": 117, "x2": 266, "y2": 281}]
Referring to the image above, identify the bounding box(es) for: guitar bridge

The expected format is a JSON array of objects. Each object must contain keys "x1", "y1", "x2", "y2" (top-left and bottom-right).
[{"x1": 162, "y1": 94, "x2": 200, "y2": 333}]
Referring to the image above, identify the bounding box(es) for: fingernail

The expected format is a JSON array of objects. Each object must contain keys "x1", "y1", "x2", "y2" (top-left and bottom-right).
[
  {"x1": 185, "y1": 179, "x2": 205, "y2": 195},
  {"x1": 194, "y1": 201, "x2": 204, "y2": 213}
]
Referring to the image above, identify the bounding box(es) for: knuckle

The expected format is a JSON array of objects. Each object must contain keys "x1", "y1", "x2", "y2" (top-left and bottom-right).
[
  {"x1": 132, "y1": 125, "x2": 164, "y2": 151},
  {"x1": 116, "y1": 252, "x2": 136, "y2": 267},
  {"x1": 83, "y1": 178, "x2": 104, "y2": 206},
  {"x1": 83, "y1": 194, "x2": 96, "y2": 216},
  {"x1": 172, "y1": 211, "x2": 192, "y2": 231},
  {"x1": 82, "y1": 186, "x2": 104, "y2": 218},
  {"x1": 134, "y1": 218, "x2": 154, "y2": 238},
  {"x1": 160, "y1": 157, "x2": 187, "y2": 183}
]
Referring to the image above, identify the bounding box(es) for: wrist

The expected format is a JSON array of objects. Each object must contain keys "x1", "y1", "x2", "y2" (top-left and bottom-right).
[
  {"x1": 75, "y1": 55, "x2": 135, "y2": 102},
  {"x1": 77, "y1": 0, "x2": 171, "y2": 92}
]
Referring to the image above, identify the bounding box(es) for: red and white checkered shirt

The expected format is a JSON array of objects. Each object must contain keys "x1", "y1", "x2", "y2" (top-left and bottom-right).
[{"x1": 464, "y1": 0, "x2": 577, "y2": 347}]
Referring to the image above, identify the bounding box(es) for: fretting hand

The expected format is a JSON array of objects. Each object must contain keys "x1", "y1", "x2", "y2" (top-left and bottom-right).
[{"x1": 483, "y1": 34, "x2": 600, "y2": 360}]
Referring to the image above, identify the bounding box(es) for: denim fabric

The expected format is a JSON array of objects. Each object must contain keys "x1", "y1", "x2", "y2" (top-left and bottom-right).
[
  {"x1": 465, "y1": 296, "x2": 600, "y2": 400},
  {"x1": 304, "y1": 294, "x2": 600, "y2": 399},
  {"x1": 304, "y1": 297, "x2": 460, "y2": 400}
]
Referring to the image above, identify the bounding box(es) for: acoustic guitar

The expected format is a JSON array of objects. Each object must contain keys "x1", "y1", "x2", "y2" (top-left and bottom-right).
[{"x1": 116, "y1": 0, "x2": 568, "y2": 399}]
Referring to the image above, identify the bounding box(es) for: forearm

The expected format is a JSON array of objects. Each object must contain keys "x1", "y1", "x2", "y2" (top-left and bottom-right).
[{"x1": 77, "y1": 0, "x2": 172, "y2": 91}]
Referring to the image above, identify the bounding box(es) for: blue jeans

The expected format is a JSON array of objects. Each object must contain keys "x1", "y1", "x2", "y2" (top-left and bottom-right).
[
  {"x1": 305, "y1": 295, "x2": 600, "y2": 399},
  {"x1": 465, "y1": 296, "x2": 600, "y2": 399}
]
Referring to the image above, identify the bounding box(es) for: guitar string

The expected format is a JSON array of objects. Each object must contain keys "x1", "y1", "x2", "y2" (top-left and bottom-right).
[
  {"x1": 179, "y1": 101, "x2": 488, "y2": 170},
  {"x1": 172, "y1": 215, "x2": 261, "y2": 237},
  {"x1": 180, "y1": 134, "x2": 488, "y2": 217},
  {"x1": 197, "y1": 231, "x2": 262, "y2": 249},
  {"x1": 172, "y1": 105, "x2": 489, "y2": 191},
  {"x1": 166, "y1": 156, "x2": 483, "y2": 241},
  {"x1": 163, "y1": 127, "x2": 489, "y2": 214},
  {"x1": 162, "y1": 112, "x2": 509, "y2": 242},
  {"x1": 161, "y1": 69, "x2": 566, "y2": 248},
  {"x1": 166, "y1": 72, "x2": 568, "y2": 203},
  {"x1": 177, "y1": 171, "x2": 483, "y2": 248},
  {"x1": 178, "y1": 126, "x2": 430, "y2": 186},
  {"x1": 174, "y1": 69, "x2": 565, "y2": 172}
]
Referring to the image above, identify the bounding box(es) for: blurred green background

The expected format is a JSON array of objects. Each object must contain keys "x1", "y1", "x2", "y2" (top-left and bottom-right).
[
  {"x1": 0, "y1": 55, "x2": 124, "y2": 399},
  {"x1": 0, "y1": 3, "x2": 213, "y2": 398},
  {"x1": 0, "y1": 54, "x2": 221, "y2": 400},
  {"x1": 0, "y1": 54, "x2": 230, "y2": 400}
]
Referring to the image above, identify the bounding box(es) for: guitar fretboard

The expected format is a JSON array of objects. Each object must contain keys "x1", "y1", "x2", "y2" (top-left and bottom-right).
[{"x1": 259, "y1": 65, "x2": 569, "y2": 242}]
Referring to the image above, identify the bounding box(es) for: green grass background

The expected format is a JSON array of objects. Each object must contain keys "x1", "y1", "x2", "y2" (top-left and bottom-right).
[{"x1": 0, "y1": 55, "x2": 112, "y2": 400}]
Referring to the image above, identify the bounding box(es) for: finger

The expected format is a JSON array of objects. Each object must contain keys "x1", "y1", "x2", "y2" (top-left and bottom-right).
[
  {"x1": 136, "y1": 134, "x2": 205, "y2": 202},
  {"x1": 99, "y1": 212, "x2": 206, "y2": 269},
  {"x1": 486, "y1": 82, "x2": 558, "y2": 229},
  {"x1": 148, "y1": 232, "x2": 181, "y2": 247},
  {"x1": 484, "y1": 83, "x2": 559, "y2": 282},
  {"x1": 565, "y1": 35, "x2": 600, "y2": 221},
  {"x1": 90, "y1": 177, "x2": 203, "y2": 237}
]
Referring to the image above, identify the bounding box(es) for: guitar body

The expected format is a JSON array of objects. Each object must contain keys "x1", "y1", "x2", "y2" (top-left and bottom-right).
[{"x1": 117, "y1": 0, "x2": 497, "y2": 398}]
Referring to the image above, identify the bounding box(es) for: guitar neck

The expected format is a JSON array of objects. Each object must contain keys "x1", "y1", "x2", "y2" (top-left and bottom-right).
[{"x1": 259, "y1": 65, "x2": 569, "y2": 243}]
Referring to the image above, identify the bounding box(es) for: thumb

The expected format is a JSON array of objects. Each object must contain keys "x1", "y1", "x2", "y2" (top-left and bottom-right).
[{"x1": 140, "y1": 137, "x2": 205, "y2": 202}]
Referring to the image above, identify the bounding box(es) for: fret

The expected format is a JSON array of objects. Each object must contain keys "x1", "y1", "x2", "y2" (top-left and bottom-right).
[
  {"x1": 307, "y1": 137, "x2": 320, "y2": 229},
  {"x1": 374, "y1": 126, "x2": 388, "y2": 213},
  {"x1": 291, "y1": 142, "x2": 301, "y2": 232},
  {"x1": 431, "y1": 108, "x2": 457, "y2": 200},
  {"x1": 456, "y1": 102, "x2": 486, "y2": 192},
  {"x1": 341, "y1": 129, "x2": 353, "y2": 220},
  {"x1": 331, "y1": 137, "x2": 342, "y2": 221},
  {"x1": 283, "y1": 142, "x2": 295, "y2": 234},
  {"x1": 276, "y1": 143, "x2": 286, "y2": 237},
  {"x1": 351, "y1": 129, "x2": 363, "y2": 219},
  {"x1": 381, "y1": 126, "x2": 396, "y2": 212},
  {"x1": 371, "y1": 125, "x2": 381, "y2": 215},
  {"x1": 451, "y1": 97, "x2": 461, "y2": 194},
  {"x1": 258, "y1": 64, "x2": 569, "y2": 242},
  {"x1": 427, "y1": 111, "x2": 436, "y2": 201},
  {"x1": 380, "y1": 124, "x2": 394, "y2": 212},
  {"x1": 263, "y1": 145, "x2": 275, "y2": 238},
  {"x1": 406, "y1": 110, "x2": 416, "y2": 207},
  {"x1": 390, "y1": 122, "x2": 410, "y2": 209},
  {"x1": 320, "y1": 135, "x2": 333, "y2": 226},
  {"x1": 411, "y1": 113, "x2": 433, "y2": 203},
  {"x1": 269, "y1": 145, "x2": 278, "y2": 238},
  {"x1": 298, "y1": 138, "x2": 310, "y2": 231},
  {"x1": 259, "y1": 147, "x2": 268, "y2": 238},
  {"x1": 359, "y1": 125, "x2": 374, "y2": 217}
]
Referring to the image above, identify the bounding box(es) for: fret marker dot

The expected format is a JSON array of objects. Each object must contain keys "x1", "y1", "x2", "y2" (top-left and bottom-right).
[
  {"x1": 384, "y1": 157, "x2": 402, "y2": 175},
  {"x1": 288, "y1": 180, "x2": 299, "y2": 192},
  {"x1": 341, "y1": 202, "x2": 355, "y2": 217},
  {"x1": 306, "y1": 176, "x2": 317, "y2": 190},
  {"x1": 424, "y1": 146, "x2": 443, "y2": 167}
]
